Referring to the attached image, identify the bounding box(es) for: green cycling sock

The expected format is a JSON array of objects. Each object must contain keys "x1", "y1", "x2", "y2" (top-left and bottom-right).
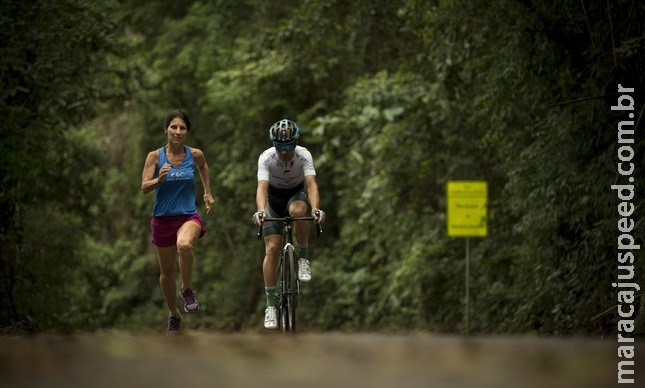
[
  {"x1": 297, "y1": 245, "x2": 308, "y2": 259},
  {"x1": 265, "y1": 287, "x2": 276, "y2": 307}
]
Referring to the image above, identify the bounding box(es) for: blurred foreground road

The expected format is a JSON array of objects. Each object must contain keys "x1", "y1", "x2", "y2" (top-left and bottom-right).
[{"x1": 0, "y1": 331, "x2": 641, "y2": 387}]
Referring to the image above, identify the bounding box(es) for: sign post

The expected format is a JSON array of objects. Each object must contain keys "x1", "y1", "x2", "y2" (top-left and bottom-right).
[{"x1": 447, "y1": 180, "x2": 488, "y2": 335}]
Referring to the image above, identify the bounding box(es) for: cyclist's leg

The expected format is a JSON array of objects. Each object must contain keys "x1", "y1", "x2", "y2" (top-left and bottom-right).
[
  {"x1": 288, "y1": 191, "x2": 311, "y2": 248},
  {"x1": 263, "y1": 233, "x2": 282, "y2": 288},
  {"x1": 263, "y1": 200, "x2": 284, "y2": 303},
  {"x1": 263, "y1": 234, "x2": 281, "y2": 330},
  {"x1": 263, "y1": 201, "x2": 283, "y2": 329},
  {"x1": 288, "y1": 191, "x2": 312, "y2": 282}
]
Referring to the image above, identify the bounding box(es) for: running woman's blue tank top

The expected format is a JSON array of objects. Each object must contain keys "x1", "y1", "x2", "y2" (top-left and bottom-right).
[{"x1": 152, "y1": 146, "x2": 197, "y2": 216}]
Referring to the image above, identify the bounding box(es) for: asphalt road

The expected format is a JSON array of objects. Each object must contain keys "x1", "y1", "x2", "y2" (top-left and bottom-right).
[{"x1": 0, "y1": 331, "x2": 640, "y2": 387}]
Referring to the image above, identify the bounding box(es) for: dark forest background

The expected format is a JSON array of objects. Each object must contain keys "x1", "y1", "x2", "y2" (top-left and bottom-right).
[{"x1": 1, "y1": 0, "x2": 644, "y2": 335}]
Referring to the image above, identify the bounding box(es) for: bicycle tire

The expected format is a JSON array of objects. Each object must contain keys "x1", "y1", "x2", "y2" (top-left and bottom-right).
[
  {"x1": 285, "y1": 244, "x2": 297, "y2": 332},
  {"x1": 279, "y1": 251, "x2": 291, "y2": 333},
  {"x1": 276, "y1": 251, "x2": 287, "y2": 332}
]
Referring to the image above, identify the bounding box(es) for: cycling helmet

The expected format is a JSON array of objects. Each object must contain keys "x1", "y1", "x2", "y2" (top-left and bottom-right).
[{"x1": 269, "y1": 119, "x2": 300, "y2": 143}]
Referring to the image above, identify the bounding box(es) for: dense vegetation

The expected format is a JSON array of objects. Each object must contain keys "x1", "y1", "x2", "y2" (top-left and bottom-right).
[{"x1": 1, "y1": 0, "x2": 643, "y2": 335}]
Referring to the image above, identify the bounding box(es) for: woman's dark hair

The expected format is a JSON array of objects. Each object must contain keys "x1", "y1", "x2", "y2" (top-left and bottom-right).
[{"x1": 164, "y1": 109, "x2": 191, "y2": 132}]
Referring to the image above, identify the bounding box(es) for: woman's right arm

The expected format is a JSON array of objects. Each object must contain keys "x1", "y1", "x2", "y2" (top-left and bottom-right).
[{"x1": 141, "y1": 151, "x2": 160, "y2": 194}]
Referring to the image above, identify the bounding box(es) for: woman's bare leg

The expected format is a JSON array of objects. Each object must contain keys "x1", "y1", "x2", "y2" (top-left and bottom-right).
[
  {"x1": 176, "y1": 221, "x2": 202, "y2": 292},
  {"x1": 155, "y1": 246, "x2": 181, "y2": 317}
]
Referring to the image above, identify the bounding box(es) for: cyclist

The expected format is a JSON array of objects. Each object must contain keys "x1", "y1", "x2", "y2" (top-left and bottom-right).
[{"x1": 253, "y1": 119, "x2": 326, "y2": 329}]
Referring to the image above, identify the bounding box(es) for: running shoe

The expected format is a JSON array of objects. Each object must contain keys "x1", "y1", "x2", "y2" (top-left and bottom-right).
[
  {"x1": 298, "y1": 258, "x2": 312, "y2": 282},
  {"x1": 264, "y1": 306, "x2": 278, "y2": 329},
  {"x1": 180, "y1": 288, "x2": 199, "y2": 313},
  {"x1": 166, "y1": 315, "x2": 182, "y2": 336}
]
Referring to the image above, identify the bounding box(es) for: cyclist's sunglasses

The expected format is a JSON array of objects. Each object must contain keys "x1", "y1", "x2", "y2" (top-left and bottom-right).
[{"x1": 273, "y1": 141, "x2": 296, "y2": 152}]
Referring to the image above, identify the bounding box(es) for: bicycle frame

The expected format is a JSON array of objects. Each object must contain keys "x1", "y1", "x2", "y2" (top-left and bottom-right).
[{"x1": 257, "y1": 215, "x2": 322, "y2": 333}]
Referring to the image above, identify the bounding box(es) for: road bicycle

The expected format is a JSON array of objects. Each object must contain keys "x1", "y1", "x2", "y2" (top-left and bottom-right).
[{"x1": 257, "y1": 214, "x2": 322, "y2": 333}]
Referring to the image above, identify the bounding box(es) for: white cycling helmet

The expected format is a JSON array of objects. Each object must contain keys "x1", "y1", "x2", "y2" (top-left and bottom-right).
[{"x1": 269, "y1": 119, "x2": 300, "y2": 143}]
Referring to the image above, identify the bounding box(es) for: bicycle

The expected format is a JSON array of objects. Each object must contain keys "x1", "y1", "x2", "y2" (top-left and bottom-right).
[{"x1": 257, "y1": 214, "x2": 322, "y2": 333}]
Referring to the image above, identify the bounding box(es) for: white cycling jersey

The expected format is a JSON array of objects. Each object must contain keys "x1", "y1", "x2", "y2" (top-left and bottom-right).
[{"x1": 257, "y1": 145, "x2": 316, "y2": 190}]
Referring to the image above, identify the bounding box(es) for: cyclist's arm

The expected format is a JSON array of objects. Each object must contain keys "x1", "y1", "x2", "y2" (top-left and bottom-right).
[
  {"x1": 256, "y1": 179, "x2": 269, "y2": 212},
  {"x1": 304, "y1": 174, "x2": 320, "y2": 210}
]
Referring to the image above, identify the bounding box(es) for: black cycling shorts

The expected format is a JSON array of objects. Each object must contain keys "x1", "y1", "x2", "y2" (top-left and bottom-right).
[{"x1": 262, "y1": 184, "x2": 310, "y2": 236}]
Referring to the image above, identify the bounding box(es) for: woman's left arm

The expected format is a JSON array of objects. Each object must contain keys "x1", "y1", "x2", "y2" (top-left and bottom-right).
[{"x1": 193, "y1": 148, "x2": 215, "y2": 214}]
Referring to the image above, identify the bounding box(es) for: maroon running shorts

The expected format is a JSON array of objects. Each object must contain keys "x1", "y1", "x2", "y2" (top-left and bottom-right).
[{"x1": 151, "y1": 213, "x2": 206, "y2": 248}]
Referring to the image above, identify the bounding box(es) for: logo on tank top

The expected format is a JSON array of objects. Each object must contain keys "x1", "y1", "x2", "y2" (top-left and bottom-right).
[{"x1": 168, "y1": 171, "x2": 190, "y2": 180}]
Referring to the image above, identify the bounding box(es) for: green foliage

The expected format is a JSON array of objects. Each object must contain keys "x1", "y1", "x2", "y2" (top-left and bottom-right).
[
  {"x1": 0, "y1": 0, "x2": 128, "y2": 331},
  {"x1": 2, "y1": 0, "x2": 644, "y2": 335}
]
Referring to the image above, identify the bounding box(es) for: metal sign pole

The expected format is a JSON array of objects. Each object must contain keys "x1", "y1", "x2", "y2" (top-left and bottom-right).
[
  {"x1": 465, "y1": 237, "x2": 470, "y2": 336},
  {"x1": 446, "y1": 180, "x2": 487, "y2": 337}
]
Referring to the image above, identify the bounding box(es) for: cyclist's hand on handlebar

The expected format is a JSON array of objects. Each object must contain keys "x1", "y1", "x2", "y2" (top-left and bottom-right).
[
  {"x1": 252, "y1": 210, "x2": 265, "y2": 226},
  {"x1": 312, "y1": 208, "x2": 326, "y2": 224}
]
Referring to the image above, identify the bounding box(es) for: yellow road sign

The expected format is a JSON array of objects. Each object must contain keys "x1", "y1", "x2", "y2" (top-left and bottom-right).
[{"x1": 447, "y1": 181, "x2": 487, "y2": 237}]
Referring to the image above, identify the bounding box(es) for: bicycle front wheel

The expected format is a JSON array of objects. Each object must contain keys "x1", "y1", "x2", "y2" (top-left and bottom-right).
[
  {"x1": 278, "y1": 251, "x2": 289, "y2": 333},
  {"x1": 282, "y1": 244, "x2": 297, "y2": 333},
  {"x1": 280, "y1": 251, "x2": 289, "y2": 332}
]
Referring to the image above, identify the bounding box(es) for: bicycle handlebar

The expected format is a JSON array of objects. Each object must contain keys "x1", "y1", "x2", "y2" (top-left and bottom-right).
[{"x1": 256, "y1": 216, "x2": 323, "y2": 240}]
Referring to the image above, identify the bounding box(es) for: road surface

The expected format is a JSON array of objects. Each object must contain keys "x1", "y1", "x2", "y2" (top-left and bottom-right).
[{"x1": 0, "y1": 331, "x2": 640, "y2": 387}]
